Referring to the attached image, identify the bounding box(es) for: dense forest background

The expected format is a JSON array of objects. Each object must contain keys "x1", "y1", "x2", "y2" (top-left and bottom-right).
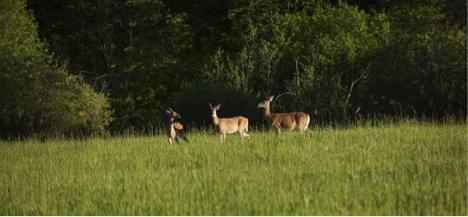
[{"x1": 0, "y1": 0, "x2": 466, "y2": 137}]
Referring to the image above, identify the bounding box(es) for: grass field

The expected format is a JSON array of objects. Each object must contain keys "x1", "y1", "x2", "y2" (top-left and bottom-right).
[{"x1": 0, "y1": 121, "x2": 466, "y2": 215}]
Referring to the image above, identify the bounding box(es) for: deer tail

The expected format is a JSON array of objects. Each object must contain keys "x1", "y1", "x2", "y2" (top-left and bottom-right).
[
  {"x1": 304, "y1": 114, "x2": 311, "y2": 130},
  {"x1": 246, "y1": 119, "x2": 249, "y2": 132}
]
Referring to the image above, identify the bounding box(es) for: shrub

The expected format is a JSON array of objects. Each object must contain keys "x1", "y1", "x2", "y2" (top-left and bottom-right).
[{"x1": 0, "y1": 0, "x2": 111, "y2": 138}]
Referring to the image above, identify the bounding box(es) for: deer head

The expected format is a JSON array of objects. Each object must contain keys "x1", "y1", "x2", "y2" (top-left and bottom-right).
[
  {"x1": 257, "y1": 96, "x2": 274, "y2": 108},
  {"x1": 166, "y1": 108, "x2": 180, "y2": 121},
  {"x1": 209, "y1": 103, "x2": 221, "y2": 115}
]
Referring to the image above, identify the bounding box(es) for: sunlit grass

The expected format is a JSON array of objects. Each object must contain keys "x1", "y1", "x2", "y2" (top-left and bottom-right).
[{"x1": 0, "y1": 121, "x2": 466, "y2": 215}]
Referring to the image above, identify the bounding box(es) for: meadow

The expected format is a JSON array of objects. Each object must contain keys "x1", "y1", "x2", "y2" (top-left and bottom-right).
[{"x1": 0, "y1": 121, "x2": 466, "y2": 215}]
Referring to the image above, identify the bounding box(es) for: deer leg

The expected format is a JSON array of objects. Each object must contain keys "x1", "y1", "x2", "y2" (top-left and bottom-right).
[
  {"x1": 169, "y1": 138, "x2": 173, "y2": 144},
  {"x1": 181, "y1": 131, "x2": 189, "y2": 142},
  {"x1": 299, "y1": 127, "x2": 304, "y2": 134},
  {"x1": 244, "y1": 130, "x2": 250, "y2": 139},
  {"x1": 275, "y1": 127, "x2": 281, "y2": 135}
]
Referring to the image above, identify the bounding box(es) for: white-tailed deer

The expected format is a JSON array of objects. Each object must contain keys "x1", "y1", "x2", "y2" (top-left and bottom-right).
[
  {"x1": 209, "y1": 103, "x2": 249, "y2": 143},
  {"x1": 166, "y1": 108, "x2": 188, "y2": 144},
  {"x1": 257, "y1": 96, "x2": 310, "y2": 134}
]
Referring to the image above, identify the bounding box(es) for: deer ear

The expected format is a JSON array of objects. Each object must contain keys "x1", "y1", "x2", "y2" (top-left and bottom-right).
[
  {"x1": 216, "y1": 104, "x2": 221, "y2": 110},
  {"x1": 166, "y1": 109, "x2": 171, "y2": 114},
  {"x1": 269, "y1": 96, "x2": 275, "y2": 102},
  {"x1": 208, "y1": 103, "x2": 213, "y2": 109}
]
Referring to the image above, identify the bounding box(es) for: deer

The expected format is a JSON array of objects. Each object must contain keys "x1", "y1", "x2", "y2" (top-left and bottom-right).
[
  {"x1": 257, "y1": 96, "x2": 310, "y2": 134},
  {"x1": 209, "y1": 103, "x2": 249, "y2": 143},
  {"x1": 165, "y1": 108, "x2": 188, "y2": 144}
]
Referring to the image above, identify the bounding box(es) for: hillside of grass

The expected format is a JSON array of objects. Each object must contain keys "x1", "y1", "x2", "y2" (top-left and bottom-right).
[{"x1": 0, "y1": 121, "x2": 466, "y2": 215}]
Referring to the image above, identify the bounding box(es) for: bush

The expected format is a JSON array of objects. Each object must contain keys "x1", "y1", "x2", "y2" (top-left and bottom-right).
[{"x1": 0, "y1": 0, "x2": 111, "y2": 138}]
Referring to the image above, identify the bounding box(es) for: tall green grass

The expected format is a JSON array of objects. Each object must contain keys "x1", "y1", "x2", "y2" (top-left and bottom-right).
[{"x1": 0, "y1": 121, "x2": 466, "y2": 215}]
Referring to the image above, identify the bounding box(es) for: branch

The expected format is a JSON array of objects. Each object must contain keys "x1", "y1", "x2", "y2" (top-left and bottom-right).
[{"x1": 344, "y1": 63, "x2": 372, "y2": 106}]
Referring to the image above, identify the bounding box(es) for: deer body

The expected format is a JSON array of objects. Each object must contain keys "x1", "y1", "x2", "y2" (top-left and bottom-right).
[
  {"x1": 258, "y1": 96, "x2": 310, "y2": 134},
  {"x1": 166, "y1": 108, "x2": 188, "y2": 144},
  {"x1": 210, "y1": 103, "x2": 249, "y2": 143}
]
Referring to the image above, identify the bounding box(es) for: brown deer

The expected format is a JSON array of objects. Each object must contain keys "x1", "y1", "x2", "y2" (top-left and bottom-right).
[
  {"x1": 257, "y1": 96, "x2": 310, "y2": 134},
  {"x1": 166, "y1": 108, "x2": 188, "y2": 144},
  {"x1": 209, "y1": 103, "x2": 249, "y2": 143}
]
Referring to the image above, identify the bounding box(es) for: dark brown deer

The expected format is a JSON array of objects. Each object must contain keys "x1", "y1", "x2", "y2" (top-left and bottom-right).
[{"x1": 166, "y1": 108, "x2": 188, "y2": 144}]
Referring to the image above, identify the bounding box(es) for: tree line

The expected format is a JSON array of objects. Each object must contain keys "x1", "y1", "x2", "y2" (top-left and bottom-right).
[{"x1": 0, "y1": 0, "x2": 466, "y2": 138}]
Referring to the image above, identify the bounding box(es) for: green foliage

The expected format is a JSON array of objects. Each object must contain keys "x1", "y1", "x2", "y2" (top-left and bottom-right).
[
  {"x1": 363, "y1": 5, "x2": 467, "y2": 117},
  {"x1": 56, "y1": 71, "x2": 112, "y2": 135},
  {"x1": 29, "y1": 0, "x2": 194, "y2": 132},
  {"x1": 0, "y1": 0, "x2": 111, "y2": 138},
  {"x1": 216, "y1": 1, "x2": 466, "y2": 122},
  {"x1": 207, "y1": 2, "x2": 383, "y2": 121},
  {"x1": 25, "y1": 0, "x2": 467, "y2": 132},
  {"x1": 0, "y1": 122, "x2": 465, "y2": 215},
  {"x1": 283, "y1": 4, "x2": 379, "y2": 120}
]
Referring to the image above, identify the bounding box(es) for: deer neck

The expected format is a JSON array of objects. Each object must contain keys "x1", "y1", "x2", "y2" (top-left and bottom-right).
[
  {"x1": 169, "y1": 117, "x2": 176, "y2": 127},
  {"x1": 212, "y1": 112, "x2": 219, "y2": 126},
  {"x1": 264, "y1": 103, "x2": 273, "y2": 118},
  {"x1": 168, "y1": 118, "x2": 175, "y2": 133}
]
